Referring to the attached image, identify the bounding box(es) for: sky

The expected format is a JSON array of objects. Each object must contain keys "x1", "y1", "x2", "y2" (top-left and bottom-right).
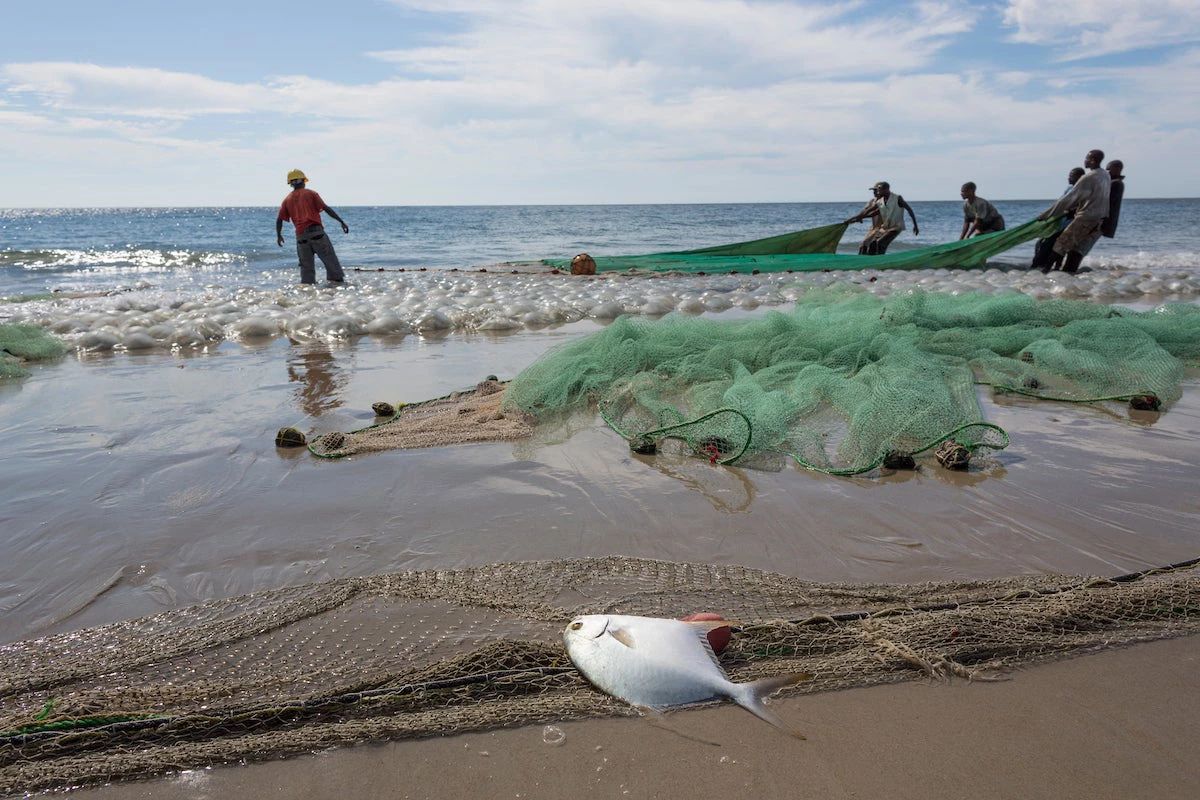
[{"x1": 2, "y1": 0, "x2": 1199, "y2": 206}]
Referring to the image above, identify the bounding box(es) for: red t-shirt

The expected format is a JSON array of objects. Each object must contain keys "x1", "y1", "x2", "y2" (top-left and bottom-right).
[{"x1": 278, "y1": 188, "x2": 328, "y2": 234}]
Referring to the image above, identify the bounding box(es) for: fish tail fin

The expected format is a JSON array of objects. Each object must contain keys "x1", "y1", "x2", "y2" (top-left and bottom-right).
[{"x1": 731, "y1": 672, "x2": 812, "y2": 740}]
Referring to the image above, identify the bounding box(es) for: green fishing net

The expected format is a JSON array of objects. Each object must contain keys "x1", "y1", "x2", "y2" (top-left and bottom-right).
[
  {"x1": 542, "y1": 218, "x2": 1061, "y2": 274},
  {"x1": 0, "y1": 323, "x2": 67, "y2": 378},
  {"x1": 501, "y1": 288, "x2": 1200, "y2": 474}
]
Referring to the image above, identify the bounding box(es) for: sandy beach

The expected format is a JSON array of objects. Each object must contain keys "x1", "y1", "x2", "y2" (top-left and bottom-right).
[{"x1": 70, "y1": 634, "x2": 1200, "y2": 800}]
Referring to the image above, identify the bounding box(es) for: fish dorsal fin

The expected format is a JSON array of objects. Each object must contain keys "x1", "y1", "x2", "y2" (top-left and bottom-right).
[
  {"x1": 684, "y1": 619, "x2": 738, "y2": 669},
  {"x1": 608, "y1": 626, "x2": 637, "y2": 649}
]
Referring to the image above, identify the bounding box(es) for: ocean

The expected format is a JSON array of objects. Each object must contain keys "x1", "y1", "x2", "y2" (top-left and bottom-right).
[
  {"x1": 2, "y1": 201, "x2": 1199, "y2": 650},
  {"x1": 3, "y1": 199, "x2": 1199, "y2": 297}
]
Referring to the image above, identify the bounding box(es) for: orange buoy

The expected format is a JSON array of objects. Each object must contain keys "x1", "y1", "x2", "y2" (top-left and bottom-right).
[{"x1": 570, "y1": 253, "x2": 597, "y2": 275}]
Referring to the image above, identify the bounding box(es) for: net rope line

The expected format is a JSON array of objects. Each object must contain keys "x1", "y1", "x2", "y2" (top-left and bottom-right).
[
  {"x1": 1, "y1": 555, "x2": 1195, "y2": 742},
  {"x1": 1, "y1": 555, "x2": 1197, "y2": 794},
  {"x1": 306, "y1": 386, "x2": 1012, "y2": 474},
  {"x1": 611, "y1": 405, "x2": 1012, "y2": 475}
]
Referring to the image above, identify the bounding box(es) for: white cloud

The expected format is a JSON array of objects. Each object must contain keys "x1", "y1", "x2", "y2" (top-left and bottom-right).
[
  {"x1": 375, "y1": 0, "x2": 975, "y2": 84},
  {"x1": 1, "y1": 1, "x2": 1198, "y2": 204},
  {"x1": 1, "y1": 62, "x2": 281, "y2": 119},
  {"x1": 1002, "y1": 0, "x2": 1200, "y2": 59}
]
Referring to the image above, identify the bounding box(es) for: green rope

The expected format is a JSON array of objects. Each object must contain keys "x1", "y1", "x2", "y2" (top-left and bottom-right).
[
  {"x1": 600, "y1": 402, "x2": 1009, "y2": 475},
  {"x1": 986, "y1": 383, "x2": 1158, "y2": 405},
  {"x1": 2, "y1": 711, "x2": 165, "y2": 737},
  {"x1": 600, "y1": 406, "x2": 753, "y2": 465},
  {"x1": 770, "y1": 422, "x2": 1011, "y2": 477},
  {"x1": 0, "y1": 667, "x2": 576, "y2": 745}
]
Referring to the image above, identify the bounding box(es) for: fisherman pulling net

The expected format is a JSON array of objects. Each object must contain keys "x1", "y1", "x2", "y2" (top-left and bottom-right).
[
  {"x1": 315, "y1": 288, "x2": 1200, "y2": 475},
  {"x1": 2, "y1": 555, "x2": 1197, "y2": 794}
]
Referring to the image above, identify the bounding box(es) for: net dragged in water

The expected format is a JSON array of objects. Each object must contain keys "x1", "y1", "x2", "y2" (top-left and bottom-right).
[
  {"x1": 541, "y1": 218, "x2": 1061, "y2": 274},
  {"x1": 1, "y1": 555, "x2": 1197, "y2": 794}
]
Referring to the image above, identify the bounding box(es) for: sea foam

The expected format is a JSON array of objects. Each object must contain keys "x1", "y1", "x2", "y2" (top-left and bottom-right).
[{"x1": 4, "y1": 264, "x2": 1199, "y2": 356}]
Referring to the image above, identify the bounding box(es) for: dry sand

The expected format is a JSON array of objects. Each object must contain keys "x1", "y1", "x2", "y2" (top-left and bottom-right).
[{"x1": 74, "y1": 634, "x2": 1199, "y2": 800}]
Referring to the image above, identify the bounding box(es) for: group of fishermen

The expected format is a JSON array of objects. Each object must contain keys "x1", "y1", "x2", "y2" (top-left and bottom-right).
[
  {"x1": 844, "y1": 148, "x2": 1126, "y2": 273},
  {"x1": 1031, "y1": 149, "x2": 1125, "y2": 274},
  {"x1": 276, "y1": 153, "x2": 1128, "y2": 285}
]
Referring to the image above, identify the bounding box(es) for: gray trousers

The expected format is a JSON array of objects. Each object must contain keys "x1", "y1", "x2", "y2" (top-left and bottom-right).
[{"x1": 296, "y1": 225, "x2": 344, "y2": 283}]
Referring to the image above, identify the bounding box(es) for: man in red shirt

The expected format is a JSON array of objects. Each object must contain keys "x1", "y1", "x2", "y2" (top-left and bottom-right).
[{"x1": 275, "y1": 169, "x2": 350, "y2": 284}]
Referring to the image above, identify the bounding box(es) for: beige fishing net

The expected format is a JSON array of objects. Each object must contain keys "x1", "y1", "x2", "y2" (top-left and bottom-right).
[
  {"x1": 2, "y1": 556, "x2": 1197, "y2": 794},
  {"x1": 307, "y1": 379, "x2": 533, "y2": 458}
]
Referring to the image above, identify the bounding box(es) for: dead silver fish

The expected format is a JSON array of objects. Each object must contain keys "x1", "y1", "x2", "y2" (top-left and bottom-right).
[{"x1": 563, "y1": 613, "x2": 809, "y2": 738}]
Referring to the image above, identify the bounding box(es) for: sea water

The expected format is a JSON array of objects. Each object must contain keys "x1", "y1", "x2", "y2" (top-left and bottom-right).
[{"x1": 2, "y1": 200, "x2": 1199, "y2": 352}]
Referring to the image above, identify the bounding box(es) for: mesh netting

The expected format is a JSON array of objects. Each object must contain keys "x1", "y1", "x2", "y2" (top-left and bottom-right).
[
  {"x1": 307, "y1": 378, "x2": 533, "y2": 458},
  {"x1": 1, "y1": 556, "x2": 1197, "y2": 794},
  {"x1": 0, "y1": 322, "x2": 67, "y2": 379},
  {"x1": 497, "y1": 289, "x2": 1200, "y2": 474},
  {"x1": 541, "y1": 218, "x2": 1061, "y2": 274}
]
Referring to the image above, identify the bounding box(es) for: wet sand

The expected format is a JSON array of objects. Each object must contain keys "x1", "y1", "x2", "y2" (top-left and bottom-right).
[
  {"x1": 74, "y1": 634, "x2": 1200, "y2": 800},
  {"x1": 2, "y1": 311, "x2": 1200, "y2": 795}
]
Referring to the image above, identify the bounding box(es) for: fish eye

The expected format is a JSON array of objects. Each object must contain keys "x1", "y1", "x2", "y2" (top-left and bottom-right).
[{"x1": 569, "y1": 621, "x2": 583, "y2": 630}]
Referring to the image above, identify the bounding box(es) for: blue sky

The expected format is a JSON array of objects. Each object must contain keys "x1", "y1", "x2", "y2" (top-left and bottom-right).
[{"x1": 2, "y1": 0, "x2": 1198, "y2": 206}]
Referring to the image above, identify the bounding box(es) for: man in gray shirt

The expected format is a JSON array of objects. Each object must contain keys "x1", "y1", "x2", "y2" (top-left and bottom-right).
[
  {"x1": 959, "y1": 182, "x2": 1005, "y2": 239},
  {"x1": 1036, "y1": 149, "x2": 1111, "y2": 274}
]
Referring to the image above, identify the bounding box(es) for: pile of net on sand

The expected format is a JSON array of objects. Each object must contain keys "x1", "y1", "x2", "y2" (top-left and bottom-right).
[
  {"x1": 541, "y1": 218, "x2": 1060, "y2": 274},
  {"x1": 1, "y1": 555, "x2": 1196, "y2": 794},
  {"x1": 0, "y1": 322, "x2": 66, "y2": 379},
  {"x1": 307, "y1": 377, "x2": 533, "y2": 458},
  {"x1": 500, "y1": 288, "x2": 1200, "y2": 474},
  {"x1": 310, "y1": 288, "x2": 1200, "y2": 474}
]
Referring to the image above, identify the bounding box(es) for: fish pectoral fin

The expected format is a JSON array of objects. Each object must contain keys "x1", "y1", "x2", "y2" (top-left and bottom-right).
[
  {"x1": 731, "y1": 673, "x2": 813, "y2": 740},
  {"x1": 609, "y1": 627, "x2": 637, "y2": 649}
]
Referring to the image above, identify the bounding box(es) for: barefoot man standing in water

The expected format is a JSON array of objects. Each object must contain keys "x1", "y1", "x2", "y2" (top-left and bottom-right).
[{"x1": 276, "y1": 169, "x2": 351, "y2": 285}]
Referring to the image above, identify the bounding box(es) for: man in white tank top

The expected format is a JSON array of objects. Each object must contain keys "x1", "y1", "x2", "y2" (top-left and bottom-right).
[{"x1": 845, "y1": 182, "x2": 920, "y2": 255}]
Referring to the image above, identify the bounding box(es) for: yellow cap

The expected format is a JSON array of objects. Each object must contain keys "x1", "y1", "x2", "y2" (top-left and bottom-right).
[{"x1": 286, "y1": 169, "x2": 308, "y2": 184}]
